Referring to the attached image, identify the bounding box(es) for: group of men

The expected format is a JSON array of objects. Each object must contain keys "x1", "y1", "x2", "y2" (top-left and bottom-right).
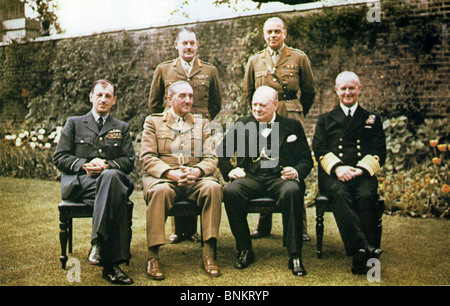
[{"x1": 53, "y1": 17, "x2": 386, "y2": 285}]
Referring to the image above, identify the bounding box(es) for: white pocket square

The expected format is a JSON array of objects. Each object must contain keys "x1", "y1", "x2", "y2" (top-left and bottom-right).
[{"x1": 287, "y1": 134, "x2": 297, "y2": 143}]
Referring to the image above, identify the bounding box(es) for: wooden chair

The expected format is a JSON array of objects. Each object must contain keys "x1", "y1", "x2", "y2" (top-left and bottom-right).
[
  {"x1": 58, "y1": 200, "x2": 134, "y2": 269},
  {"x1": 315, "y1": 194, "x2": 384, "y2": 258}
]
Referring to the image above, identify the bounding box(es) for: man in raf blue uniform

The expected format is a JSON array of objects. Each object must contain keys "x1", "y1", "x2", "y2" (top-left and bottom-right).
[
  {"x1": 54, "y1": 79, "x2": 135, "y2": 284},
  {"x1": 312, "y1": 71, "x2": 386, "y2": 274}
]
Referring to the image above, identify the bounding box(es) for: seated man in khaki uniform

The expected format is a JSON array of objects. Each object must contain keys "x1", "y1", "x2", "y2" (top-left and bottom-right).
[{"x1": 140, "y1": 81, "x2": 223, "y2": 280}]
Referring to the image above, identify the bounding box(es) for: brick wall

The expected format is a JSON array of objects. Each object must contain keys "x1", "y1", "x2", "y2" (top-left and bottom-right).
[{"x1": 1, "y1": 0, "x2": 448, "y2": 136}]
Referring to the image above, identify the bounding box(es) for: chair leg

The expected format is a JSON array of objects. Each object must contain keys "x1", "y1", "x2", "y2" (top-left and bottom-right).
[
  {"x1": 316, "y1": 211, "x2": 324, "y2": 259},
  {"x1": 126, "y1": 218, "x2": 132, "y2": 266},
  {"x1": 59, "y1": 217, "x2": 69, "y2": 269},
  {"x1": 68, "y1": 219, "x2": 73, "y2": 254}
]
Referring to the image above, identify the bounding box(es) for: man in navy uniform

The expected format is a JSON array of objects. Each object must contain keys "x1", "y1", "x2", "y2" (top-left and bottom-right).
[
  {"x1": 312, "y1": 71, "x2": 386, "y2": 274},
  {"x1": 54, "y1": 79, "x2": 135, "y2": 284}
]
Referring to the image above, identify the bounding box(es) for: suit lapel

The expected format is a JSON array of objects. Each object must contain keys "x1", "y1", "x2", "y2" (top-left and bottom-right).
[
  {"x1": 84, "y1": 112, "x2": 99, "y2": 135},
  {"x1": 274, "y1": 47, "x2": 289, "y2": 68},
  {"x1": 343, "y1": 106, "x2": 367, "y2": 137}
]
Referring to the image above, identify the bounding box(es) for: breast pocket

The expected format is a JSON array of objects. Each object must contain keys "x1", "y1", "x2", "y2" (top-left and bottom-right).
[
  {"x1": 156, "y1": 132, "x2": 176, "y2": 154},
  {"x1": 74, "y1": 136, "x2": 94, "y2": 158},
  {"x1": 104, "y1": 138, "x2": 123, "y2": 158},
  {"x1": 281, "y1": 71, "x2": 299, "y2": 91},
  {"x1": 191, "y1": 78, "x2": 210, "y2": 103}
]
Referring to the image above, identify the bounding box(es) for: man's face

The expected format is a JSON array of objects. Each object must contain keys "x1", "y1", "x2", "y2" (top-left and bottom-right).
[
  {"x1": 334, "y1": 77, "x2": 362, "y2": 108},
  {"x1": 169, "y1": 83, "x2": 194, "y2": 117},
  {"x1": 175, "y1": 31, "x2": 199, "y2": 62},
  {"x1": 89, "y1": 83, "x2": 116, "y2": 116},
  {"x1": 252, "y1": 92, "x2": 278, "y2": 123},
  {"x1": 263, "y1": 20, "x2": 287, "y2": 51}
]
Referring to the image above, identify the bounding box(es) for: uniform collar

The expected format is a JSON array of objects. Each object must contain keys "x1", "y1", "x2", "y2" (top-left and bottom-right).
[
  {"x1": 340, "y1": 103, "x2": 358, "y2": 117},
  {"x1": 91, "y1": 110, "x2": 109, "y2": 122}
]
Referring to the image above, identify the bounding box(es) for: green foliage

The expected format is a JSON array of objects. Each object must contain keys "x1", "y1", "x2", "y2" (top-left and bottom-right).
[
  {"x1": 379, "y1": 116, "x2": 449, "y2": 218},
  {"x1": 24, "y1": 32, "x2": 150, "y2": 138}
]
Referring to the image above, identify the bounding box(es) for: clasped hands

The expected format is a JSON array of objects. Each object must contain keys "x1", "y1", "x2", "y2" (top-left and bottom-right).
[
  {"x1": 82, "y1": 158, "x2": 109, "y2": 177},
  {"x1": 228, "y1": 166, "x2": 298, "y2": 180},
  {"x1": 335, "y1": 165, "x2": 363, "y2": 182},
  {"x1": 165, "y1": 166, "x2": 202, "y2": 186}
]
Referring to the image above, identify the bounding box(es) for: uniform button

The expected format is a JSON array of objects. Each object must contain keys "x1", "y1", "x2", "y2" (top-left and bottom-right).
[
  {"x1": 98, "y1": 149, "x2": 102, "y2": 153},
  {"x1": 80, "y1": 140, "x2": 85, "y2": 143},
  {"x1": 357, "y1": 145, "x2": 361, "y2": 149},
  {"x1": 99, "y1": 137, "x2": 103, "y2": 141},
  {"x1": 357, "y1": 139, "x2": 361, "y2": 144},
  {"x1": 339, "y1": 153, "x2": 344, "y2": 157},
  {"x1": 339, "y1": 138, "x2": 343, "y2": 142},
  {"x1": 338, "y1": 145, "x2": 343, "y2": 149},
  {"x1": 273, "y1": 78, "x2": 277, "y2": 82},
  {"x1": 357, "y1": 152, "x2": 362, "y2": 157}
]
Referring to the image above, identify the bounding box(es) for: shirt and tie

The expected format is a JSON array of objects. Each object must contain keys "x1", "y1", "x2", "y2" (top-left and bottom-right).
[
  {"x1": 91, "y1": 112, "x2": 109, "y2": 133},
  {"x1": 180, "y1": 58, "x2": 193, "y2": 76}
]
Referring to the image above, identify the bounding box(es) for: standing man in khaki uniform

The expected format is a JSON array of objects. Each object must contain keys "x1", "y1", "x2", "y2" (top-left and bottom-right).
[
  {"x1": 148, "y1": 28, "x2": 222, "y2": 243},
  {"x1": 244, "y1": 17, "x2": 316, "y2": 240},
  {"x1": 140, "y1": 81, "x2": 223, "y2": 280}
]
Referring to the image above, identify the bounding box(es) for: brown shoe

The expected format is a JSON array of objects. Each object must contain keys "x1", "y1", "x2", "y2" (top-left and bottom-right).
[
  {"x1": 146, "y1": 259, "x2": 165, "y2": 280},
  {"x1": 203, "y1": 256, "x2": 221, "y2": 277}
]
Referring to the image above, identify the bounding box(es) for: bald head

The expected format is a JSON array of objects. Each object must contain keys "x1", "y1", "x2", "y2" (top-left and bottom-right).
[
  {"x1": 252, "y1": 86, "x2": 279, "y2": 122},
  {"x1": 334, "y1": 71, "x2": 363, "y2": 108}
]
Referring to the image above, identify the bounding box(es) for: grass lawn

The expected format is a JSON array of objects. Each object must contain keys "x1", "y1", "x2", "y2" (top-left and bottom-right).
[{"x1": 1, "y1": 177, "x2": 449, "y2": 287}]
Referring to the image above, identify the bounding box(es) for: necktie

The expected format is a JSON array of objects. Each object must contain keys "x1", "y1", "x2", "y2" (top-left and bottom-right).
[
  {"x1": 272, "y1": 51, "x2": 279, "y2": 65},
  {"x1": 97, "y1": 117, "x2": 103, "y2": 132},
  {"x1": 184, "y1": 62, "x2": 191, "y2": 75},
  {"x1": 348, "y1": 109, "x2": 352, "y2": 118}
]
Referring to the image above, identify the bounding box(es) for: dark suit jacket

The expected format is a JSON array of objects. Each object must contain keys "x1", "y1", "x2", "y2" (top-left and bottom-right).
[
  {"x1": 53, "y1": 112, "x2": 135, "y2": 199},
  {"x1": 312, "y1": 105, "x2": 386, "y2": 191},
  {"x1": 217, "y1": 114, "x2": 313, "y2": 182}
]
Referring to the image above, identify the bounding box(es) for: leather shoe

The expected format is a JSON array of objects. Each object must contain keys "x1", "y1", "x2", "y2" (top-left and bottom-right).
[
  {"x1": 169, "y1": 233, "x2": 183, "y2": 244},
  {"x1": 234, "y1": 250, "x2": 255, "y2": 269},
  {"x1": 147, "y1": 258, "x2": 165, "y2": 280},
  {"x1": 250, "y1": 230, "x2": 269, "y2": 239},
  {"x1": 203, "y1": 256, "x2": 221, "y2": 277},
  {"x1": 102, "y1": 265, "x2": 133, "y2": 285},
  {"x1": 190, "y1": 232, "x2": 201, "y2": 243},
  {"x1": 288, "y1": 257, "x2": 307, "y2": 276},
  {"x1": 365, "y1": 244, "x2": 383, "y2": 258},
  {"x1": 351, "y1": 249, "x2": 369, "y2": 275},
  {"x1": 88, "y1": 245, "x2": 101, "y2": 265},
  {"x1": 302, "y1": 233, "x2": 311, "y2": 242}
]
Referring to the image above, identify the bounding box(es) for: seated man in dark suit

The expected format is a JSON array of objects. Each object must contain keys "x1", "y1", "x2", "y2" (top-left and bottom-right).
[
  {"x1": 312, "y1": 71, "x2": 386, "y2": 274},
  {"x1": 217, "y1": 86, "x2": 313, "y2": 276},
  {"x1": 54, "y1": 79, "x2": 135, "y2": 285}
]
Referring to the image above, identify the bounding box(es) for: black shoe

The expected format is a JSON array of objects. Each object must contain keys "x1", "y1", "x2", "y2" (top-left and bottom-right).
[
  {"x1": 234, "y1": 250, "x2": 255, "y2": 269},
  {"x1": 365, "y1": 244, "x2": 383, "y2": 259},
  {"x1": 288, "y1": 257, "x2": 307, "y2": 277},
  {"x1": 351, "y1": 249, "x2": 369, "y2": 275},
  {"x1": 102, "y1": 265, "x2": 133, "y2": 285},
  {"x1": 250, "y1": 230, "x2": 270, "y2": 239},
  {"x1": 169, "y1": 233, "x2": 183, "y2": 244},
  {"x1": 88, "y1": 245, "x2": 102, "y2": 266},
  {"x1": 189, "y1": 232, "x2": 201, "y2": 243}
]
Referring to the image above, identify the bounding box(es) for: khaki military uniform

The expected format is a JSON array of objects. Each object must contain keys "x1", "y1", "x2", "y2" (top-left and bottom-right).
[
  {"x1": 244, "y1": 46, "x2": 316, "y2": 123},
  {"x1": 148, "y1": 57, "x2": 222, "y2": 120},
  {"x1": 139, "y1": 111, "x2": 222, "y2": 247}
]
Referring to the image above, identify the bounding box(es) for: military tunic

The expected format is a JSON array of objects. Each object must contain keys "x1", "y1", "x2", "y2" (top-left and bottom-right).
[
  {"x1": 148, "y1": 57, "x2": 222, "y2": 120},
  {"x1": 244, "y1": 46, "x2": 316, "y2": 122},
  {"x1": 312, "y1": 104, "x2": 387, "y2": 255},
  {"x1": 139, "y1": 111, "x2": 223, "y2": 247}
]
